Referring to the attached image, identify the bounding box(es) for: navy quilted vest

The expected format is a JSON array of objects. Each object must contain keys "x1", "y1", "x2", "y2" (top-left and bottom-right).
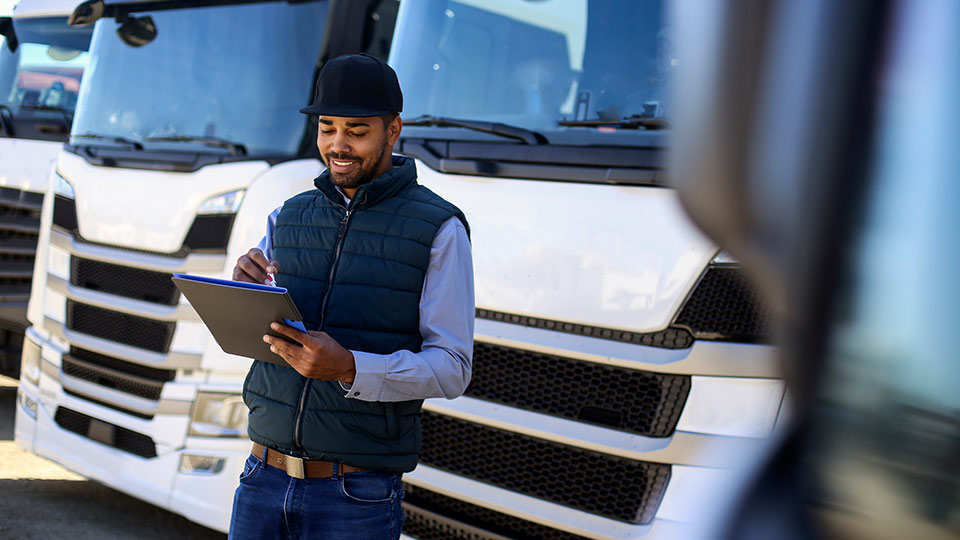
[{"x1": 243, "y1": 156, "x2": 467, "y2": 472}]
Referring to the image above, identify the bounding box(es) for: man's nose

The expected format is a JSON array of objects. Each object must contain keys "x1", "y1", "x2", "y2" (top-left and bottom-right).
[{"x1": 329, "y1": 132, "x2": 351, "y2": 154}]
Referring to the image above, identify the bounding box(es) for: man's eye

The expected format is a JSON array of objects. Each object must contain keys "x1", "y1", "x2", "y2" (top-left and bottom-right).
[
  {"x1": 320, "y1": 130, "x2": 334, "y2": 135},
  {"x1": 351, "y1": 132, "x2": 367, "y2": 137}
]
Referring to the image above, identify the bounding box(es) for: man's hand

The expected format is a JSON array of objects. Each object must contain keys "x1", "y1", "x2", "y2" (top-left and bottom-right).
[
  {"x1": 234, "y1": 248, "x2": 279, "y2": 285},
  {"x1": 263, "y1": 322, "x2": 357, "y2": 383}
]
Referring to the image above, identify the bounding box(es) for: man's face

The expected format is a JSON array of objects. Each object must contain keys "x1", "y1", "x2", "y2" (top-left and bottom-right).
[{"x1": 316, "y1": 115, "x2": 400, "y2": 190}]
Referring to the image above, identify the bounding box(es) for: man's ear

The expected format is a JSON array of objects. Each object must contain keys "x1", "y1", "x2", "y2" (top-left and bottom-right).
[{"x1": 386, "y1": 115, "x2": 402, "y2": 146}]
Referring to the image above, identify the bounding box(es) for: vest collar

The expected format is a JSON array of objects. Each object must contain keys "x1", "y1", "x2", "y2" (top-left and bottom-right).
[{"x1": 314, "y1": 155, "x2": 416, "y2": 209}]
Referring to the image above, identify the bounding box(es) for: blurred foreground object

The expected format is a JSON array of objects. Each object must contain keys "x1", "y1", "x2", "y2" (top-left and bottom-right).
[{"x1": 671, "y1": 0, "x2": 960, "y2": 538}]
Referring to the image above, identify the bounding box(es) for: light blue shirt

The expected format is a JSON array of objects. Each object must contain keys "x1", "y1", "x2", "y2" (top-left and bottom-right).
[{"x1": 256, "y1": 199, "x2": 474, "y2": 403}]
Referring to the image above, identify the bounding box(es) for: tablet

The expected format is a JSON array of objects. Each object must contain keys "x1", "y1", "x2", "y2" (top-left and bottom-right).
[{"x1": 172, "y1": 273, "x2": 305, "y2": 365}]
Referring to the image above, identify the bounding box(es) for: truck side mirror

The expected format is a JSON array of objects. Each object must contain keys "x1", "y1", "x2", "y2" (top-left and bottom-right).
[
  {"x1": 0, "y1": 17, "x2": 18, "y2": 53},
  {"x1": 116, "y1": 14, "x2": 157, "y2": 47},
  {"x1": 69, "y1": 0, "x2": 106, "y2": 27}
]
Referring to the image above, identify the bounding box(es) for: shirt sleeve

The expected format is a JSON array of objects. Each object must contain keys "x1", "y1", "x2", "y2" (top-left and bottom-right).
[
  {"x1": 341, "y1": 216, "x2": 475, "y2": 401},
  {"x1": 256, "y1": 206, "x2": 283, "y2": 260}
]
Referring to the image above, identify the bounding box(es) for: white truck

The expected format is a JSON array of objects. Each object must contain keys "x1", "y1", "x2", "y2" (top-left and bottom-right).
[
  {"x1": 0, "y1": 0, "x2": 91, "y2": 376},
  {"x1": 14, "y1": 0, "x2": 400, "y2": 531},
  {"x1": 17, "y1": 0, "x2": 785, "y2": 537}
]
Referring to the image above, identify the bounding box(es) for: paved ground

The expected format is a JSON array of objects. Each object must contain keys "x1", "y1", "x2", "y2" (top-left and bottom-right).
[{"x1": 0, "y1": 376, "x2": 226, "y2": 540}]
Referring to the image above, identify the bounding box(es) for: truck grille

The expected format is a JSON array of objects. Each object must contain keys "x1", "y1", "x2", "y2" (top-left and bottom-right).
[
  {"x1": 66, "y1": 301, "x2": 175, "y2": 353},
  {"x1": 0, "y1": 188, "x2": 45, "y2": 377},
  {"x1": 54, "y1": 407, "x2": 157, "y2": 458},
  {"x1": 62, "y1": 350, "x2": 168, "y2": 401},
  {"x1": 71, "y1": 257, "x2": 180, "y2": 305},
  {"x1": 69, "y1": 347, "x2": 176, "y2": 382},
  {"x1": 419, "y1": 412, "x2": 670, "y2": 524},
  {"x1": 674, "y1": 266, "x2": 771, "y2": 342},
  {"x1": 403, "y1": 483, "x2": 590, "y2": 540},
  {"x1": 0, "y1": 187, "x2": 44, "y2": 305},
  {"x1": 467, "y1": 343, "x2": 690, "y2": 437}
]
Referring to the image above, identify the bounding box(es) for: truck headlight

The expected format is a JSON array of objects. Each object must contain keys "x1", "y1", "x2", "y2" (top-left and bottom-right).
[
  {"x1": 53, "y1": 172, "x2": 76, "y2": 199},
  {"x1": 189, "y1": 392, "x2": 248, "y2": 437},
  {"x1": 20, "y1": 338, "x2": 41, "y2": 386},
  {"x1": 198, "y1": 189, "x2": 245, "y2": 215}
]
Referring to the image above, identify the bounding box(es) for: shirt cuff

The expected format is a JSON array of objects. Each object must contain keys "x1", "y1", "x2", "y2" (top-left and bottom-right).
[{"x1": 340, "y1": 350, "x2": 387, "y2": 400}]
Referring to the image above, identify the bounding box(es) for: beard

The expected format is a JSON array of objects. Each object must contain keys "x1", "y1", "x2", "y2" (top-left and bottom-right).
[{"x1": 322, "y1": 145, "x2": 386, "y2": 190}]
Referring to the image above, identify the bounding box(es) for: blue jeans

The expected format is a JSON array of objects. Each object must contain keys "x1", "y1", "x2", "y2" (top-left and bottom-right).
[{"x1": 228, "y1": 452, "x2": 405, "y2": 540}]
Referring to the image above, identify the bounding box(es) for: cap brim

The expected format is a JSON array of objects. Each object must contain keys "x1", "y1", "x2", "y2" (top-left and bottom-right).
[{"x1": 299, "y1": 103, "x2": 394, "y2": 117}]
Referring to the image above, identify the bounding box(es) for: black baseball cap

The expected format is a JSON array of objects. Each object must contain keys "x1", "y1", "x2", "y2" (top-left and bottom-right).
[{"x1": 299, "y1": 54, "x2": 403, "y2": 117}]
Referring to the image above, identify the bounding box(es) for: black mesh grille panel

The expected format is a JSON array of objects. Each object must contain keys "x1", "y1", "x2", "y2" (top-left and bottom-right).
[
  {"x1": 71, "y1": 257, "x2": 180, "y2": 305},
  {"x1": 52, "y1": 194, "x2": 78, "y2": 232},
  {"x1": 403, "y1": 483, "x2": 590, "y2": 540},
  {"x1": 476, "y1": 309, "x2": 693, "y2": 349},
  {"x1": 69, "y1": 347, "x2": 175, "y2": 382},
  {"x1": 54, "y1": 407, "x2": 157, "y2": 458},
  {"x1": 674, "y1": 266, "x2": 771, "y2": 342},
  {"x1": 419, "y1": 412, "x2": 670, "y2": 524},
  {"x1": 467, "y1": 343, "x2": 689, "y2": 437},
  {"x1": 62, "y1": 354, "x2": 165, "y2": 401},
  {"x1": 66, "y1": 301, "x2": 175, "y2": 353},
  {"x1": 183, "y1": 214, "x2": 235, "y2": 252}
]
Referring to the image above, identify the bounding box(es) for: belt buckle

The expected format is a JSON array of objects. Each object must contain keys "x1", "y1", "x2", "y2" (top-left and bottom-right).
[{"x1": 280, "y1": 455, "x2": 305, "y2": 479}]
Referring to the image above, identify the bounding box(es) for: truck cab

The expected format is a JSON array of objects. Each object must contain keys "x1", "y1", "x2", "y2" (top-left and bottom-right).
[
  {"x1": 15, "y1": 0, "x2": 397, "y2": 531},
  {"x1": 388, "y1": 1, "x2": 784, "y2": 538},
  {"x1": 0, "y1": 0, "x2": 92, "y2": 376}
]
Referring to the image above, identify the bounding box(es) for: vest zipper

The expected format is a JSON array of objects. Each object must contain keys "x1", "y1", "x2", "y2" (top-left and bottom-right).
[{"x1": 293, "y1": 204, "x2": 357, "y2": 452}]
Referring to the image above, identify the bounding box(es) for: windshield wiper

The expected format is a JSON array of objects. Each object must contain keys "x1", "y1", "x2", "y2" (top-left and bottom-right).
[
  {"x1": 142, "y1": 135, "x2": 248, "y2": 156},
  {"x1": 19, "y1": 104, "x2": 74, "y2": 125},
  {"x1": 557, "y1": 115, "x2": 669, "y2": 131},
  {"x1": 403, "y1": 115, "x2": 546, "y2": 145},
  {"x1": 72, "y1": 132, "x2": 144, "y2": 150}
]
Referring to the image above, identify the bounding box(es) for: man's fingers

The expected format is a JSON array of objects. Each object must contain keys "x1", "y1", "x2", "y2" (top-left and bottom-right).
[
  {"x1": 266, "y1": 260, "x2": 280, "y2": 275},
  {"x1": 268, "y1": 322, "x2": 308, "y2": 344},
  {"x1": 247, "y1": 248, "x2": 270, "y2": 269},
  {"x1": 236, "y1": 256, "x2": 268, "y2": 283},
  {"x1": 264, "y1": 334, "x2": 303, "y2": 359}
]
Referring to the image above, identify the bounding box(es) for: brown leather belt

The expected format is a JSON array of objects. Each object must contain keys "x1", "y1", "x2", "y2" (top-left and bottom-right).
[{"x1": 251, "y1": 443, "x2": 366, "y2": 479}]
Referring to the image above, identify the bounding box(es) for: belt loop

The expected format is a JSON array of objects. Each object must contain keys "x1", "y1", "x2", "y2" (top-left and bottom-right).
[
  {"x1": 260, "y1": 444, "x2": 268, "y2": 463},
  {"x1": 332, "y1": 462, "x2": 340, "y2": 479}
]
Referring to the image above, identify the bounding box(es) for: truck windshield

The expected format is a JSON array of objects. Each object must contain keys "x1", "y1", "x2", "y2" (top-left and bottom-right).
[
  {"x1": 71, "y1": 0, "x2": 328, "y2": 157},
  {"x1": 0, "y1": 17, "x2": 92, "y2": 124},
  {"x1": 390, "y1": 0, "x2": 671, "y2": 133}
]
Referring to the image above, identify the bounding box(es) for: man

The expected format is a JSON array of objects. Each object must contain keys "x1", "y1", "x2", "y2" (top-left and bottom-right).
[{"x1": 228, "y1": 54, "x2": 474, "y2": 540}]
